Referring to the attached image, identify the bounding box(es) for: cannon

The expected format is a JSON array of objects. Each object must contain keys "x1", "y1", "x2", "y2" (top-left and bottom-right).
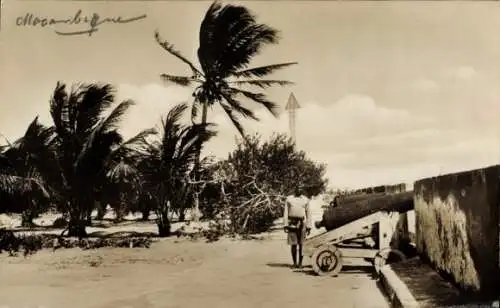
[
  {"x1": 304, "y1": 191, "x2": 414, "y2": 277},
  {"x1": 316, "y1": 191, "x2": 414, "y2": 230},
  {"x1": 334, "y1": 192, "x2": 387, "y2": 206}
]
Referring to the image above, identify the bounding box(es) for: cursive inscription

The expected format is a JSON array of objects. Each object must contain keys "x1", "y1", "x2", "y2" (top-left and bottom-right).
[{"x1": 16, "y1": 10, "x2": 147, "y2": 36}]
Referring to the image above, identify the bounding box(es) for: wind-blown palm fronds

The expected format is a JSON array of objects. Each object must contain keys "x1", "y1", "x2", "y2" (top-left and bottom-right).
[
  {"x1": 155, "y1": 1, "x2": 296, "y2": 220},
  {"x1": 0, "y1": 118, "x2": 54, "y2": 219},
  {"x1": 0, "y1": 173, "x2": 49, "y2": 199},
  {"x1": 155, "y1": 1, "x2": 297, "y2": 137}
]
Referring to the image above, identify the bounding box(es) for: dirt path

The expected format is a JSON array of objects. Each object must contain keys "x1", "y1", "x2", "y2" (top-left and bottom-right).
[{"x1": 0, "y1": 234, "x2": 389, "y2": 308}]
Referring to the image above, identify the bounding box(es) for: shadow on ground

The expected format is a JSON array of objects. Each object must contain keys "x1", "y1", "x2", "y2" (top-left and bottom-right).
[
  {"x1": 13, "y1": 225, "x2": 62, "y2": 232},
  {"x1": 266, "y1": 262, "x2": 292, "y2": 268},
  {"x1": 266, "y1": 262, "x2": 378, "y2": 279},
  {"x1": 298, "y1": 265, "x2": 377, "y2": 278}
]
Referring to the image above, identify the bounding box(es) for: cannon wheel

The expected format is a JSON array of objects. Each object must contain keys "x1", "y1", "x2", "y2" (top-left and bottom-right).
[
  {"x1": 373, "y1": 248, "x2": 406, "y2": 274},
  {"x1": 311, "y1": 244, "x2": 343, "y2": 277}
]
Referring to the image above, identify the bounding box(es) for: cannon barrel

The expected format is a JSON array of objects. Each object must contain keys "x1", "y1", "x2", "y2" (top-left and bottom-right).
[
  {"x1": 336, "y1": 192, "x2": 387, "y2": 206},
  {"x1": 315, "y1": 191, "x2": 414, "y2": 231},
  {"x1": 315, "y1": 192, "x2": 393, "y2": 228}
]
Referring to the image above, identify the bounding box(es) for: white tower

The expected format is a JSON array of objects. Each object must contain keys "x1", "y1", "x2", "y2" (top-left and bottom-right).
[{"x1": 285, "y1": 92, "x2": 300, "y2": 144}]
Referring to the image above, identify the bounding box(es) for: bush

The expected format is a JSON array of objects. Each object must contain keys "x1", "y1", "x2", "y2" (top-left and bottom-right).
[
  {"x1": 0, "y1": 228, "x2": 154, "y2": 256},
  {"x1": 199, "y1": 133, "x2": 328, "y2": 234},
  {"x1": 0, "y1": 228, "x2": 43, "y2": 256}
]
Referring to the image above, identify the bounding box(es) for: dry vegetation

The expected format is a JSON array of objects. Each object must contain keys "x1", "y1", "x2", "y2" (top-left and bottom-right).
[{"x1": 414, "y1": 193, "x2": 480, "y2": 291}]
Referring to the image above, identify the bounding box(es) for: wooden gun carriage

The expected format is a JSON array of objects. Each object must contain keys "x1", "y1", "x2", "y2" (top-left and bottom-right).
[{"x1": 304, "y1": 191, "x2": 414, "y2": 276}]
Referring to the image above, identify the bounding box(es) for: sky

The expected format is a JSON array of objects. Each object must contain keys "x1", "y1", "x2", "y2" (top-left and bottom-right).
[{"x1": 1, "y1": 1, "x2": 500, "y2": 189}]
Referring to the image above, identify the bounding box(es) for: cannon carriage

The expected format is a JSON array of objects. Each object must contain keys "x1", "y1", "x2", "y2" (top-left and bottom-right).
[{"x1": 304, "y1": 189, "x2": 413, "y2": 277}]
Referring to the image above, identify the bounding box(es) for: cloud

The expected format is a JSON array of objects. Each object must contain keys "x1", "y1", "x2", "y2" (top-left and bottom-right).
[
  {"x1": 117, "y1": 85, "x2": 500, "y2": 189},
  {"x1": 454, "y1": 66, "x2": 477, "y2": 81},
  {"x1": 116, "y1": 83, "x2": 193, "y2": 138},
  {"x1": 444, "y1": 65, "x2": 478, "y2": 81},
  {"x1": 410, "y1": 79, "x2": 440, "y2": 93},
  {"x1": 406, "y1": 65, "x2": 500, "y2": 136}
]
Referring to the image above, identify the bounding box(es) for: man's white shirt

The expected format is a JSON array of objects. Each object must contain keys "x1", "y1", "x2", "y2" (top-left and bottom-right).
[{"x1": 283, "y1": 195, "x2": 312, "y2": 229}]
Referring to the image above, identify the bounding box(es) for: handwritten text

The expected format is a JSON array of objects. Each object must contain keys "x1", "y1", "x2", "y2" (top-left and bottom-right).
[{"x1": 16, "y1": 10, "x2": 147, "y2": 36}]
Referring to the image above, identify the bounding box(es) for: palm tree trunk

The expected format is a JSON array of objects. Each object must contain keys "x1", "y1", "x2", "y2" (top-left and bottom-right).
[
  {"x1": 67, "y1": 198, "x2": 87, "y2": 238},
  {"x1": 97, "y1": 205, "x2": 106, "y2": 220},
  {"x1": 95, "y1": 200, "x2": 105, "y2": 220},
  {"x1": 86, "y1": 211, "x2": 92, "y2": 226},
  {"x1": 115, "y1": 202, "x2": 126, "y2": 222},
  {"x1": 157, "y1": 213, "x2": 171, "y2": 237},
  {"x1": 68, "y1": 220, "x2": 86, "y2": 237},
  {"x1": 156, "y1": 186, "x2": 171, "y2": 237},
  {"x1": 158, "y1": 223, "x2": 171, "y2": 236},
  {"x1": 141, "y1": 208, "x2": 150, "y2": 221},
  {"x1": 21, "y1": 210, "x2": 36, "y2": 228},
  {"x1": 67, "y1": 215, "x2": 87, "y2": 238},
  {"x1": 156, "y1": 205, "x2": 171, "y2": 237},
  {"x1": 179, "y1": 208, "x2": 187, "y2": 222},
  {"x1": 192, "y1": 102, "x2": 208, "y2": 222},
  {"x1": 19, "y1": 197, "x2": 35, "y2": 227}
]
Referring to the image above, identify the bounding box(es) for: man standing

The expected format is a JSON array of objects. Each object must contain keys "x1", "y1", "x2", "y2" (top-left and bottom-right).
[{"x1": 283, "y1": 185, "x2": 312, "y2": 268}]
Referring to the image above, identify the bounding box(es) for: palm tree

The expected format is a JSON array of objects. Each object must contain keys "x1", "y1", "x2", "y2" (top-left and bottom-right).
[
  {"x1": 0, "y1": 154, "x2": 50, "y2": 215},
  {"x1": 48, "y1": 82, "x2": 152, "y2": 237},
  {"x1": 8, "y1": 117, "x2": 55, "y2": 225},
  {"x1": 0, "y1": 169, "x2": 50, "y2": 216},
  {"x1": 138, "y1": 103, "x2": 215, "y2": 236},
  {"x1": 155, "y1": 1, "x2": 297, "y2": 217},
  {"x1": 0, "y1": 119, "x2": 53, "y2": 221}
]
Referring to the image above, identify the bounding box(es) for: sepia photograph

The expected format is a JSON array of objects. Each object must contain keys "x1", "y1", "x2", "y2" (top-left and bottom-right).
[{"x1": 0, "y1": 1, "x2": 499, "y2": 307}]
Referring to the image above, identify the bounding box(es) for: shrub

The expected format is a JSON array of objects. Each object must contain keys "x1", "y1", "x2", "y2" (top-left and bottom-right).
[
  {"x1": 199, "y1": 133, "x2": 328, "y2": 234},
  {"x1": 0, "y1": 228, "x2": 154, "y2": 256}
]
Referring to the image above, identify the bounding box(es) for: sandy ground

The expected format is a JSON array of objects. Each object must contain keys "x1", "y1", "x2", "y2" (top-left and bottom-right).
[
  {"x1": 0, "y1": 197, "x2": 389, "y2": 308},
  {"x1": 0, "y1": 230, "x2": 389, "y2": 308}
]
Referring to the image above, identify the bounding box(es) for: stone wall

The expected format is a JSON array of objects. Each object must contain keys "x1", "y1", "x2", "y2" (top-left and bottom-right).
[
  {"x1": 414, "y1": 165, "x2": 500, "y2": 296},
  {"x1": 387, "y1": 184, "x2": 412, "y2": 249}
]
